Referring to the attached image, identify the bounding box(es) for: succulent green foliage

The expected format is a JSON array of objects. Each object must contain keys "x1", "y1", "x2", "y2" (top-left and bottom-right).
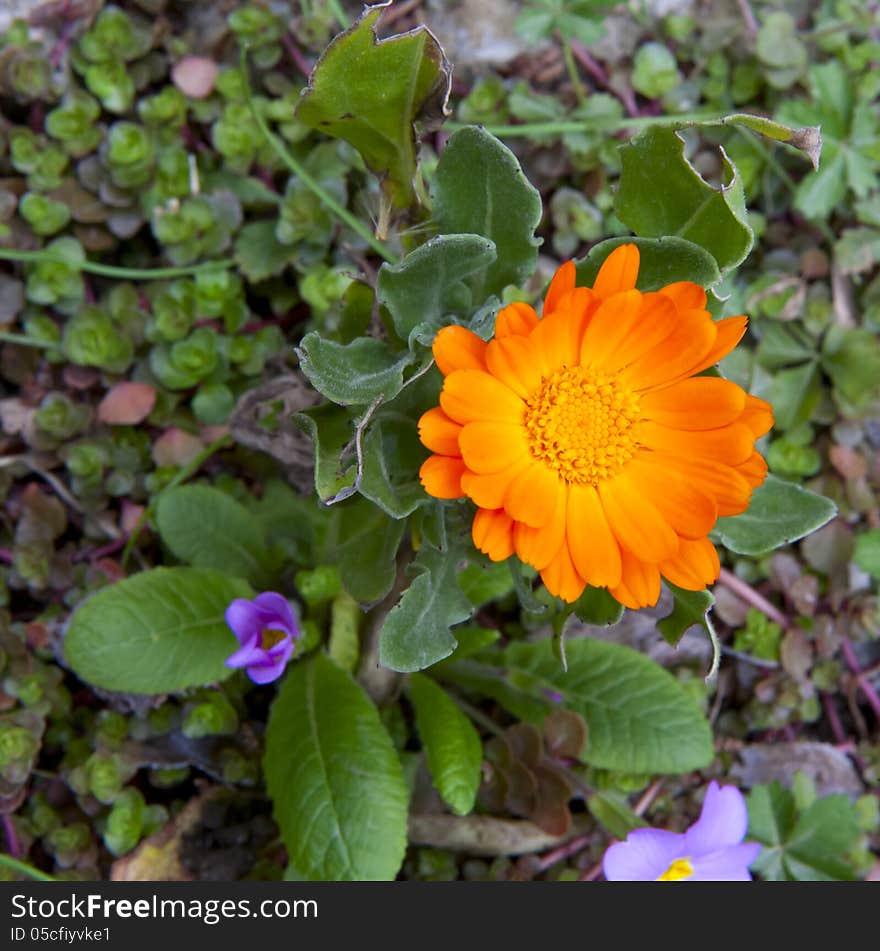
[
  {"x1": 155, "y1": 485, "x2": 274, "y2": 587},
  {"x1": 409, "y1": 673, "x2": 482, "y2": 815},
  {"x1": 616, "y1": 126, "x2": 753, "y2": 273},
  {"x1": 64, "y1": 568, "x2": 253, "y2": 694},
  {"x1": 264, "y1": 652, "x2": 408, "y2": 881},
  {"x1": 632, "y1": 42, "x2": 681, "y2": 99},
  {"x1": 431, "y1": 126, "x2": 543, "y2": 299},
  {"x1": 296, "y1": 2, "x2": 451, "y2": 208},
  {"x1": 713, "y1": 475, "x2": 837, "y2": 556}
]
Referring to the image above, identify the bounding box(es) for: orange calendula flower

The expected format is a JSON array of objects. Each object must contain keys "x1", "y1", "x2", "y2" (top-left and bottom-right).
[{"x1": 417, "y1": 244, "x2": 773, "y2": 609}]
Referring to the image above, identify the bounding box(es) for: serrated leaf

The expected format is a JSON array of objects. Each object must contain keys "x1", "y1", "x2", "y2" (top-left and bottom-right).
[
  {"x1": 376, "y1": 234, "x2": 497, "y2": 345},
  {"x1": 409, "y1": 672, "x2": 482, "y2": 815},
  {"x1": 337, "y1": 496, "x2": 406, "y2": 604},
  {"x1": 572, "y1": 586, "x2": 624, "y2": 627},
  {"x1": 64, "y1": 568, "x2": 252, "y2": 694},
  {"x1": 657, "y1": 584, "x2": 716, "y2": 648},
  {"x1": 358, "y1": 414, "x2": 431, "y2": 518},
  {"x1": 155, "y1": 485, "x2": 273, "y2": 587},
  {"x1": 379, "y1": 543, "x2": 473, "y2": 672},
  {"x1": 457, "y1": 560, "x2": 514, "y2": 607},
  {"x1": 295, "y1": 403, "x2": 358, "y2": 503},
  {"x1": 499, "y1": 639, "x2": 713, "y2": 773},
  {"x1": 295, "y1": 2, "x2": 450, "y2": 208},
  {"x1": 714, "y1": 474, "x2": 837, "y2": 556},
  {"x1": 264, "y1": 652, "x2": 408, "y2": 880},
  {"x1": 575, "y1": 235, "x2": 721, "y2": 290},
  {"x1": 234, "y1": 220, "x2": 295, "y2": 282},
  {"x1": 297, "y1": 333, "x2": 415, "y2": 406},
  {"x1": 432, "y1": 126, "x2": 543, "y2": 298},
  {"x1": 616, "y1": 126, "x2": 753, "y2": 273}
]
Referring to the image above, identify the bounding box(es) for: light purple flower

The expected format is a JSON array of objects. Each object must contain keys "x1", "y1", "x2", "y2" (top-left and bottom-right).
[
  {"x1": 603, "y1": 782, "x2": 761, "y2": 881},
  {"x1": 224, "y1": 592, "x2": 299, "y2": 685}
]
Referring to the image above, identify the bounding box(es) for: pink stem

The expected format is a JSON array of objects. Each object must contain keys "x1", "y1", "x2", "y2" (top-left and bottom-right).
[
  {"x1": 841, "y1": 637, "x2": 880, "y2": 721},
  {"x1": 535, "y1": 834, "x2": 592, "y2": 872},
  {"x1": 821, "y1": 692, "x2": 847, "y2": 746},
  {"x1": 0, "y1": 549, "x2": 13, "y2": 565},
  {"x1": 716, "y1": 567, "x2": 789, "y2": 628},
  {"x1": 2, "y1": 814, "x2": 20, "y2": 860},
  {"x1": 282, "y1": 34, "x2": 314, "y2": 78}
]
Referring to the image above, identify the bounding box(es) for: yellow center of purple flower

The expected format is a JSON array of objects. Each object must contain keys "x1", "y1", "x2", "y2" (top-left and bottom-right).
[
  {"x1": 656, "y1": 858, "x2": 694, "y2": 881},
  {"x1": 523, "y1": 366, "x2": 640, "y2": 486},
  {"x1": 260, "y1": 628, "x2": 287, "y2": 651}
]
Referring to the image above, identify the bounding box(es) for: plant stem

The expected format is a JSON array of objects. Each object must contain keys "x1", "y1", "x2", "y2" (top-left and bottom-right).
[
  {"x1": 0, "y1": 332, "x2": 55, "y2": 348},
  {"x1": 0, "y1": 249, "x2": 234, "y2": 279},
  {"x1": 716, "y1": 567, "x2": 788, "y2": 628},
  {"x1": 326, "y1": 0, "x2": 349, "y2": 29},
  {"x1": 0, "y1": 853, "x2": 55, "y2": 882},
  {"x1": 240, "y1": 48, "x2": 397, "y2": 264},
  {"x1": 445, "y1": 112, "x2": 722, "y2": 138},
  {"x1": 841, "y1": 637, "x2": 880, "y2": 721},
  {"x1": 560, "y1": 35, "x2": 588, "y2": 107}
]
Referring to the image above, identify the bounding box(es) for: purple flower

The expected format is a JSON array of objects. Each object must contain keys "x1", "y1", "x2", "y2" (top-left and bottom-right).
[
  {"x1": 224, "y1": 592, "x2": 299, "y2": 685},
  {"x1": 603, "y1": 782, "x2": 761, "y2": 881}
]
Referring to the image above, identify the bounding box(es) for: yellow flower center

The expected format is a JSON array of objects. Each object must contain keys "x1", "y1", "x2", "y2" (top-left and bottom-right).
[
  {"x1": 657, "y1": 858, "x2": 695, "y2": 882},
  {"x1": 523, "y1": 365, "x2": 640, "y2": 486},
  {"x1": 260, "y1": 628, "x2": 287, "y2": 650}
]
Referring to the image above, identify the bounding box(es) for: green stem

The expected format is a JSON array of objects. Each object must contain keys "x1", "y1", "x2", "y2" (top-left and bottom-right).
[
  {"x1": 0, "y1": 249, "x2": 234, "y2": 280},
  {"x1": 0, "y1": 332, "x2": 55, "y2": 348},
  {"x1": 326, "y1": 0, "x2": 349, "y2": 29},
  {"x1": 445, "y1": 113, "x2": 723, "y2": 137},
  {"x1": 121, "y1": 433, "x2": 234, "y2": 567},
  {"x1": 0, "y1": 853, "x2": 56, "y2": 882},
  {"x1": 239, "y1": 48, "x2": 397, "y2": 264},
  {"x1": 560, "y1": 35, "x2": 588, "y2": 107}
]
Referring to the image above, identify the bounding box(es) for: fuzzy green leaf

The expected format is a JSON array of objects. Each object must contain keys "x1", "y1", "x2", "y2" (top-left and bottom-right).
[
  {"x1": 575, "y1": 235, "x2": 721, "y2": 290},
  {"x1": 714, "y1": 475, "x2": 837, "y2": 556},
  {"x1": 432, "y1": 125, "x2": 543, "y2": 298},
  {"x1": 264, "y1": 652, "x2": 408, "y2": 880},
  {"x1": 295, "y1": 2, "x2": 450, "y2": 208},
  {"x1": 409, "y1": 672, "x2": 482, "y2": 815},
  {"x1": 336, "y1": 497, "x2": 406, "y2": 604},
  {"x1": 64, "y1": 568, "x2": 252, "y2": 694},
  {"x1": 296, "y1": 404, "x2": 358, "y2": 503},
  {"x1": 155, "y1": 485, "x2": 273, "y2": 587},
  {"x1": 615, "y1": 126, "x2": 753, "y2": 273},
  {"x1": 358, "y1": 415, "x2": 429, "y2": 518}
]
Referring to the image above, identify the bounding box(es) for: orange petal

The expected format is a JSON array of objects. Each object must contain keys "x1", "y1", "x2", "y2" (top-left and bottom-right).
[
  {"x1": 579, "y1": 290, "x2": 646, "y2": 369},
  {"x1": 566, "y1": 483, "x2": 622, "y2": 588},
  {"x1": 638, "y1": 420, "x2": 755, "y2": 466},
  {"x1": 504, "y1": 461, "x2": 562, "y2": 528},
  {"x1": 418, "y1": 406, "x2": 462, "y2": 456},
  {"x1": 419, "y1": 455, "x2": 466, "y2": 499},
  {"x1": 598, "y1": 470, "x2": 679, "y2": 562},
  {"x1": 592, "y1": 243, "x2": 640, "y2": 299},
  {"x1": 486, "y1": 334, "x2": 544, "y2": 399},
  {"x1": 626, "y1": 455, "x2": 718, "y2": 540},
  {"x1": 440, "y1": 369, "x2": 525, "y2": 425},
  {"x1": 432, "y1": 326, "x2": 487, "y2": 376},
  {"x1": 495, "y1": 301, "x2": 539, "y2": 338},
  {"x1": 540, "y1": 541, "x2": 586, "y2": 603},
  {"x1": 514, "y1": 485, "x2": 567, "y2": 570},
  {"x1": 531, "y1": 288, "x2": 594, "y2": 372},
  {"x1": 658, "y1": 281, "x2": 707, "y2": 311},
  {"x1": 609, "y1": 548, "x2": 661, "y2": 609},
  {"x1": 640, "y1": 377, "x2": 746, "y2": 430},
  {"x1": 472, "y1": 508, "x2": 515, "y2": 561},
  {"x1": 651, "y1": 452, "x2": 753, "y2": 517},
  {"x1": 459, "y1": 421, "x2": 529, "y2": 474},
  {"x1": 543, "y1": 260, "x2": 576, "y2": 315},
  {"x1": 740, "y1": 394, "x2": 774, "y2": 438},
  {"x1": 736, "y1": 449, "x2": 769, "y2": 489},
  {"x1": 689, "y1": 315, "x2": 749, "y2": 374},
  {"x1": 622, "y1": 310, "x2": 717, "y2": 391},
  {"x1": 660, "y1": 536, "x2": 720, "y2": 591},
  {"x1": 461, "y1": 457, "x2": 530, "y2": 509}
]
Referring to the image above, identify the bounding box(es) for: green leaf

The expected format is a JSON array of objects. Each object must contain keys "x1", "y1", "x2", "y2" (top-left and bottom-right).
[
  {"x1": 264, "y1": 652, "x2": 408, "y2": 880},
  {"x1": 854, "y1": 529, "x2": 880, "y2": 579},
  {"x1": 588, "y1": 791, "x2": 648, "y2": 840},
  {"x1": 358, "y1": 415, "x2": 430, "y2": 518},
  {"x1": 575, "y1": 235, "x2": 722, "y2": 290},
  {"x1": 615, "y1": 126, "x2": 753, "y2": 273},
  {"x1": 572, "y1": 586, "x2": 624, "y2": 627},
  {"x1": 155, "y1": 485, "x2": 272, "y2": 587},
  {"x1": 297, "y1": 333, "x2": 415, "y2": 406},
  {"x1": 657, "y1": 584, "x2": 716, "y2": 648},
  {"x1": 376, "y1": 234, "x2": 497, "y2": 344},
  {"x1": 500, "y1": 639, "x2": 713, "y2": 773},
  {"x1": 748, "y1": 783, "x2": 860, "y2": 881},
  {"x1": 432, "y1": 125, "x2": 543, "y2": 298},
  {"x1": 336, "y1": 497, "x2": 406, "y2": 604},
  {"x1": 768, "y1": 360, "x2": 821, "y2": 431},
  {"x1": 233, "y1": 220, "x2": 295, "y2": 283},
  {"x1": 714, "y1": 474, "x2": 837, "y2": 556},
  {"x1": 295, "y1": 403, "x2": 358, "y2": 503},
  {"x1": 295, "y1": 2, "x2": 450, "y2": 208},
  {"x1": 457, "y1": 560, "x2": 514, "y2": 608},
  {"x1": 409, "y1": 672, "x2": 482, "y2": 815},
  {"x1": 710, "y1": 113, "x2": 821, "y2": 170},
  {"x1": 379, "y1": 543, "x2": 473, "y2": 672},
  {"x1": 64, "y1": 568, "x2": 252, "y2": 694}
]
